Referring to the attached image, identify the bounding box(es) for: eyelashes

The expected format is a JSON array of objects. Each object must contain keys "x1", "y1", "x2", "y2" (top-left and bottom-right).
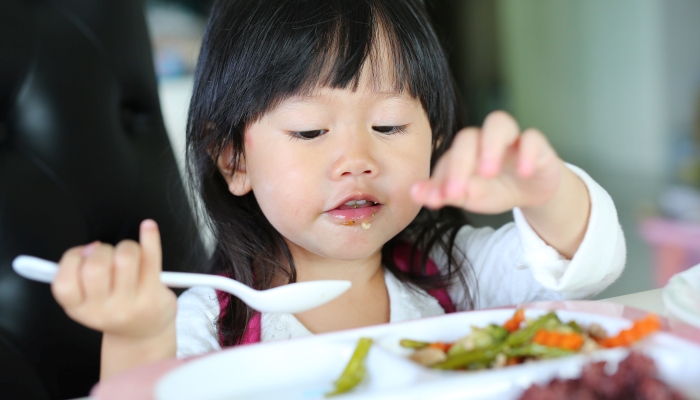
[
  {"x1": 291, "y1": 129, "x2": 328, "y2": 140},
  {"x1": 372, "y1": 125, "x2": 408, "y2": 135},
  {"x1": 288, "y1": 125, "x2": 408, "y2": 140}
]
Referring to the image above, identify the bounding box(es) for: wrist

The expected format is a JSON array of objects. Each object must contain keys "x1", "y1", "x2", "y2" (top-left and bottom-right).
[
  {"x1": 520, "y1": 162, "x2": 590, "y2": 258},
  {"x1": 100, "y1": 320, "x2": 177, "y2": 380}
]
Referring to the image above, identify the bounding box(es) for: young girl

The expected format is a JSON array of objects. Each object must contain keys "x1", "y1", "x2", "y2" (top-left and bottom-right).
[{"x1": 51, "y1": 0, "x2": 625, "y2": 380}]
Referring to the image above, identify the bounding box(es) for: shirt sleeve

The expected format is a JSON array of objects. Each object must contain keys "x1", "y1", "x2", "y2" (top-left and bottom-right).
[
  {"x1": 175, "y1": 286, "x2": 222, "y2": 358},
  {"x1": 430, "y1": 163, "x2": 626, "y2": 310}
]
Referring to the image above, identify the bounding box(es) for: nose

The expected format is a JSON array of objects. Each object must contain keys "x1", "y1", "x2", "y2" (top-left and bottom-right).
[{"x1": 329, "y1": 130, "x2": 379, "y2": 180}]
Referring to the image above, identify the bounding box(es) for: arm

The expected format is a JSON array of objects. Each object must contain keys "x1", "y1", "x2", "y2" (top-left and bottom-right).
[
  {"x1": 427, "y1": 164, "x2": 624, "y2": 309},
  {"x1": 51, "y1": 220, "x2": 177, "y2": 380}
]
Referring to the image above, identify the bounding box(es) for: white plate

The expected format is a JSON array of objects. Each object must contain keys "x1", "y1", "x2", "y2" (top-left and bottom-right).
[{"x1": 155, "y1": 308, "x2": 700, "y2": 400}]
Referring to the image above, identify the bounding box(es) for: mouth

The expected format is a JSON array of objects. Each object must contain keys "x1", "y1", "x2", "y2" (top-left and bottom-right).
[{"x1": 325, "y1": 196, "x2": 383, "y2": 226}]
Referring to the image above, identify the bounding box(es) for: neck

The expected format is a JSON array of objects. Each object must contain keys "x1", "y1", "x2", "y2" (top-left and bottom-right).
[
  {"x1": 290, "y1": 245, "x2": 384, "y2": 284},
  {"x1": 286, "y1": 243, "x2": 391, "y2": 333}
]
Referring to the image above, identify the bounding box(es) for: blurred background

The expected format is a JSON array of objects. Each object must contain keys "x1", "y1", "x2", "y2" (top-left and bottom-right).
[{"x1": 147, "y1": 0, "x2": 700, "y2": 299}]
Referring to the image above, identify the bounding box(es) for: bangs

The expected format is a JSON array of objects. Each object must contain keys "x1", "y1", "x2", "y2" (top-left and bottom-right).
[
  {"x1": 265, "y1": 4, "x2": 411, "y2": 103},
  {"x1": 189, "y1": 0, "x2": 457, "y2": 161}
]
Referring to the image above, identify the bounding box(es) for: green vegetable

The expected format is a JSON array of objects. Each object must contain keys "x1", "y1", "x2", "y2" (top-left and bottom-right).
[
  {"x1": 433, "y1": 343, "x2": 504, "y2": 370},
  {"x1": 506, "y1": 343, "x2": 574, "y2": 359},
  {"x1": 448, "y1": 324, "x2": 508, "y2": 357},
  {"x1": 399, "y1": 339, "x2": 430, "y2": 349},
  {"x1": 326, "y1": 338, "x2": 373, "y2": 397},
  {"x1": 474, "y1": 324, "x2": 508, "y2": 347},
  {"x1": 567, "y1": 321, "x2": 583, "y2": 334},
  {"x1": 505, "y1": 312, "x2": 558, "y2": 347}
]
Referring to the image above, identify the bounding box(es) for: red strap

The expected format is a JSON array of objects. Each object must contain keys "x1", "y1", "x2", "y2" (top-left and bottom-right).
[
  {"x1": 216, "y1": 289, "x2": 262, "y2": 345},
  {"x1": 392, "y1": 243, "x2": 456, "y2": 314}
]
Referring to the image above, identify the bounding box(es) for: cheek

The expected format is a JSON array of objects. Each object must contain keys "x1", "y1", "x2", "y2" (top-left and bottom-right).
[{"x1": 246, "y1": 146, "x2": 316, "y2": 229}]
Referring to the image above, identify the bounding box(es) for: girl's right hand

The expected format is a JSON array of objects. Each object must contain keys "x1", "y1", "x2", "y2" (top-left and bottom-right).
[{"x1": 51, "y1": 220, "x2": 177, "y2": 378}]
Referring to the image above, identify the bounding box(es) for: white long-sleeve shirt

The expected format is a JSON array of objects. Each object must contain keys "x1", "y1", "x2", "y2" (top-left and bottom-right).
[{"x1": 175, "y1": 164, "x2": 625, "y2": 358}]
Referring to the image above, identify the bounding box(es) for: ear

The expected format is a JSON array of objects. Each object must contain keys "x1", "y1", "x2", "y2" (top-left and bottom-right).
[{"x1": 216, "y1": 146, "x2": 252, "y2": 196}]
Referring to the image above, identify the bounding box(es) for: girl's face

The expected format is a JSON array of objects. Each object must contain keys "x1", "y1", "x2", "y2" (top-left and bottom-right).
[{"x1": 223, "y1": 77, "x2": 432, "y2": 264}]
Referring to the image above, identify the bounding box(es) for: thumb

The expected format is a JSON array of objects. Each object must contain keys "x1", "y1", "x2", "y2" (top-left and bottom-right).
[{"x1": 139, "y1": 219, "x2": 163, "y2": 284}]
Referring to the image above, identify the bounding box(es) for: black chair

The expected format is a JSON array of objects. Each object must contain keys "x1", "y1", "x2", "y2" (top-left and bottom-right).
[{"x1": 0, "y1": 1, "x2": 204, "y2": 398}]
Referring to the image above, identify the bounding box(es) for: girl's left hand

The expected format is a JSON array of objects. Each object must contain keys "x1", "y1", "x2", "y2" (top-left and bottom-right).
[{"x1": 411, "y1": 110, "x2": 564, "y2": 214}]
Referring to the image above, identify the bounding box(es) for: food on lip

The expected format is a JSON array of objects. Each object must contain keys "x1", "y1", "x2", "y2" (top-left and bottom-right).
[
  {"x1": 518, "y1": 352, "x2": 687, "y2": 400},
  {"x1": 400, "y1": 309, "x2": 662, "y2": 370},
  {"x1": 335, "y1": 200, "x2": 377, "y2": 226},
  {"x1": 326, "y1": 338, "x2": 373, "y2": 397}
]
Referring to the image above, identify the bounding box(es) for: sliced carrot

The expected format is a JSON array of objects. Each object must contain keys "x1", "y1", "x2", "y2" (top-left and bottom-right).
[
  {"x1": 532, "y1": 329, "x2": 585, "y2": 351},
  {"x1": 504, "y1": 309, "x2": 525, "y2": 332},
  {"x1": 600, "y1": 314, "x2": 661, "y2": 348},
  {"x1": 560, "y1": 334, "x2": 584, "y2": 350},
  {"x1": 428, "y1": 342, "x2": 452, "y2": 352},
  {"x1": 533, "y1": 330, "x2": 548, "y2": 344}
]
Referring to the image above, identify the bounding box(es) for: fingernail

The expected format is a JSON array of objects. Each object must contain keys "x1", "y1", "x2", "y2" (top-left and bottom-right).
[
  {"x1": 141, "y1": 219, "x2": 157, "y2": 230},
  {"x1": 480, "y1": 159, "x2": 495, "y2": 176},
  {"x1": 410, "y1": 184, "x2": 421, "y2": 198},
  {"x1": 429, "y1": 187, "x2": 441, "y2": 203},
  {"x1": 518, "y1": 161, "x2": 533, "y2": 177},
  {"x1": 82, "y1": 241, "x2": 98, "y2": 257},
  {"x1": 446, "y1": 180, "x2": 463, "y2": 198}
]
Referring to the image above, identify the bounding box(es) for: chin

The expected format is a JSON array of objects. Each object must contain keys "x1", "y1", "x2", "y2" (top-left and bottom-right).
[{"x1": 311, "y1": 236, "x2": 387, "y2": 261}]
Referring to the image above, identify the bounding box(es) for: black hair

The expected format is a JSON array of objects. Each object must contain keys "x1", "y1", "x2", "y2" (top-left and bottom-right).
[{"x1": 186, "y1": 0, "x2": 475, "y2": 346}]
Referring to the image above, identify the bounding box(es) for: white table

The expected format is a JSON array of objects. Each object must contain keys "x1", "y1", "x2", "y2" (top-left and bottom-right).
[{"x1": 600, "y1": 288, "x2": 665, "y2": 314}]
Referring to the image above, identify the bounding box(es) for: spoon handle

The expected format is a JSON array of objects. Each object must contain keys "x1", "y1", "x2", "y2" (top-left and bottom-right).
[
  {"x1": 12, "y1": 255, "x2": 249, "y2": 296},
  {"x1": 159, "y1": 271, "x2": 251, "y2": 295},
  {"x1": 12, "y1": 255, "x2": 57, "y2": 283}
]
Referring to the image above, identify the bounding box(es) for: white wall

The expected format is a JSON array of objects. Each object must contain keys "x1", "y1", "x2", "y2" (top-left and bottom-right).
[{"x1": 496, "y1": 0, "x2": 700, "y2": 296}]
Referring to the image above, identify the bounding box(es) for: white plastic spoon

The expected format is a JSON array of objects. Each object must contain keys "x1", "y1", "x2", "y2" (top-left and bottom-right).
[{"x1": 12, "y1": 255, "x2": 351, "y2": 314}]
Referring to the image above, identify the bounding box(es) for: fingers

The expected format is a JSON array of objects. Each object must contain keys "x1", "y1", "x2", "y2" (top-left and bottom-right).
[
  {"x1": 113, "y1": 240, "x2": 141, "y2": 297},
  {"x1": 440, "y1": 128, "x2": 480, "y2": 203},
  {"x1": 479, "y1": 111, "x2": 520, "y2": 177},
  {"x1": 52, "y1": 220, "x2": 159, "y2": 309},
  {"x1": 52, "y1": 246, "x2": 87, "y2": 308},
  {"x1": 411, "y1": 110, "x2": 557, "y2": 212},
  {"x1": 81, "y1": 242, "x2": 114, "y2": 302},
  {"x1": 517, "y1": 128, "x2": 554, "y2": 177},
  {"x1": 139, "y1": 219, "x2": 163, "y2": 287}
]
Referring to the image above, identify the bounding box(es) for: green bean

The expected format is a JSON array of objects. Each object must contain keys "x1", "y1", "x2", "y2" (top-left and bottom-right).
[
  {"x1": 505, "y1": 312, "x2": 558, "y2": 347},
  {"x1": 506, "y1": 343, "x2": 574, "y2": 359},
  {"x1": 432, "y1": 344, "x2": 504, "y2": 370},
  {"x1": 399, "y1": 339, "x2": 430, "y2": 349},
  {"x1": 567, "y1": 321, "x2": 583, "y2": 334},
  {"x1": 326, "y1": 338, "x2": 373, "y2": 397}
]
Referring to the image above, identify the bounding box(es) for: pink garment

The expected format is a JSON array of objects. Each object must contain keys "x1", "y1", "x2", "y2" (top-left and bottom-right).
[
  {"x1": 392, "y1": 242, "x2": 456, "y2": 314},
  {"x1": 216, "y1": 290, "x2": 261, "y2": 345},
  {"x1": 218, "y1": 243, "x2": 455, "y2": 346}
]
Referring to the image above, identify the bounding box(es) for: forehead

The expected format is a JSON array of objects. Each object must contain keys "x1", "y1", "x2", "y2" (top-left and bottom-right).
[{"x1": 274, "y1": 51, "x2": 416, "y2": 110}]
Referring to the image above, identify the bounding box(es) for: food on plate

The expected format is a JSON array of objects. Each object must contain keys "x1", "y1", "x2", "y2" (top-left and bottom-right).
[
  {"x1": 518, "y1": 352, "x2": 686, "y2": 400},
  {"x1": 401, "y1": 309, "x2": 661, "y2": 370},
  {"x1": 326, "y1": 337, "x2": 373, "y2": 397}
]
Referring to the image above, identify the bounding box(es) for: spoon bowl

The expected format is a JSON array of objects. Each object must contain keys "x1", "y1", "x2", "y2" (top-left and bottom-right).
[{"x1": 12, "y1": 255, "x2": 351, "y2": 314}]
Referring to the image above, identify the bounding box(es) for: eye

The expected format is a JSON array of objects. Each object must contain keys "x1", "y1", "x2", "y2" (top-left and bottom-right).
[
  {"x1": 372, "y1": 125, "x2": 408, "y2": 135},
  {"x1": 289, "y1": 129, "x2": 328, "y2": 140}
]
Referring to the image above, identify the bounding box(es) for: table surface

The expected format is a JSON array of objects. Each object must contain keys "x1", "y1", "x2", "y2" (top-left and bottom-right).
[{"x1": 599, "y1": 288, "x2": 664, "y2": 314}]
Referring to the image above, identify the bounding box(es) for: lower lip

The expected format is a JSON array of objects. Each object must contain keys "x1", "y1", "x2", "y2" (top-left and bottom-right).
[{"x1": 325, "y1": 205, "x2": 382, "y2": 223}]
